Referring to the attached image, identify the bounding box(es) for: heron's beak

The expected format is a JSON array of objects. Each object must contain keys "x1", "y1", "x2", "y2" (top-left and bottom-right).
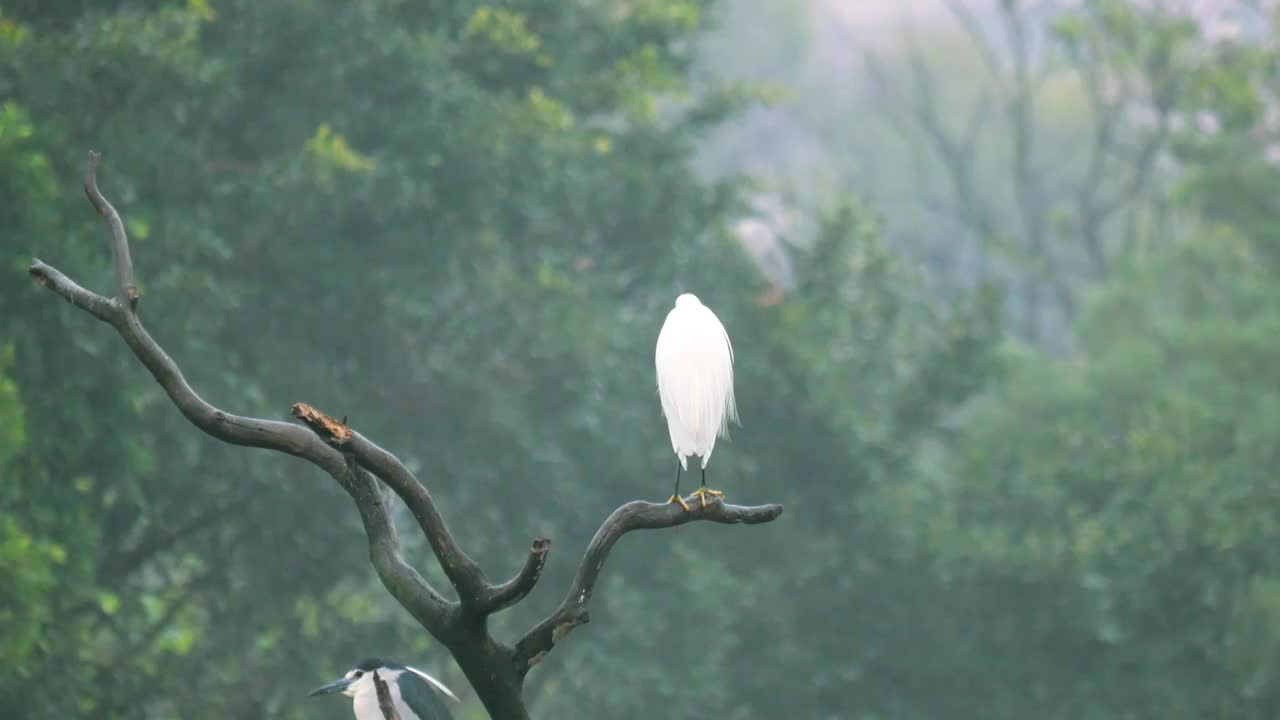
[{"x1": 309, "y1": 677, "x2": 354, "y2": 696}]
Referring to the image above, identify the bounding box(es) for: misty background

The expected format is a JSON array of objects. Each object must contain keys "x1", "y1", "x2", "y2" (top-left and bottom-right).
[{"x1": 3, "y1": 0, "x2": 1279, "y2": 718}]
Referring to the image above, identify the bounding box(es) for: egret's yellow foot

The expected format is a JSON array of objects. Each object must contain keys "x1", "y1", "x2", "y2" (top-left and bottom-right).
[
  {"x1": 666, "y1": 494, "x2": 691, "y2": 511},
  {"x1": 690, "y1": 487, "x2": 724, "y2": 508}
]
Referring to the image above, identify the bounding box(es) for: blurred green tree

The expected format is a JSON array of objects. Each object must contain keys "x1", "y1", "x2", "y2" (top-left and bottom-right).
[{"x1": 874, "y1": 5, "x2": 1280, "y2": 717}]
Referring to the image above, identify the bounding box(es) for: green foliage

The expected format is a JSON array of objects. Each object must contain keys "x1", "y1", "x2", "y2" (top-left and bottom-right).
[
  {"x1": 6, "y1": 1, "x2": 1278, "y2": 718},
  {"x1": 879, "y1": 9, "x2": 1280, "y2": 704},
  {"x1": 887, "y1": 219, "x2": 1280, "y2": 716},
  {"x1": 0, "y1": 349, "x2": 55, "y2": 668}
]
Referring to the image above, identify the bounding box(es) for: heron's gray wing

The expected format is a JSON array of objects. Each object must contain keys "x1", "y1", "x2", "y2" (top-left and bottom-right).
[{"x1": 399, "y1": 673, "x2": 454, "y2": 720}]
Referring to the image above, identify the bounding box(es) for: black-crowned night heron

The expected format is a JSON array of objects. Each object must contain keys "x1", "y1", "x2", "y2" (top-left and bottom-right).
[{"x1": 310, "y1": 658, "x2": 457, "y2": 720}]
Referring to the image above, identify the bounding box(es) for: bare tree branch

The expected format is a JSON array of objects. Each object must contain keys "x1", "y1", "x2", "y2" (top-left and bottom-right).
[
  {"x1": 1065, "y1": 10, "x2": 1174, "y2": 281},
  {"x1": 946, "y1": 0, "x2": 1004, "y2": 83},
  {"x1": 32, "y1": 152, "x2": 453, "y2": 636},
  {"x1": 1093, "y1": 118, "x2": 1169, "y2": 221},
  {"x1": 29, "y1": 261, "x2": 115, "y2": 320},
  {"x1": 340, "y1": 458, "x2": 456, "y2": 634},
  {"x1": 865, "y1": 46, "x2": 1002, "y2": 286},
  {"x1": 82, "y1": 150, "x2": 139, "y2": 309},
  {"x1": 513, "y1": 498, "x2": 783, "y2": 675},
  {"x1": 1071, "y1": 38, "x2": 1123, "y2": 277},
  {"x1": 35, "y1": 150, "x2": 785, "y2": 719},
  {"x1": 292, "y1": 403, "x2": 493, "y2": 606},
  {"x1": 479, "y1": 537, "x2": 552, "y2": 615},
  {"x1": 372, "y1": 671, "x2": 403, "y2": 720},
  {"x1": 31, "y1": 257, "x2": 346, "y2": 461}
]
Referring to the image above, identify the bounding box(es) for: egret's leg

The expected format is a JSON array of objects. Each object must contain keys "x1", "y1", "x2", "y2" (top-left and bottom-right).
[
  {"x1": 666, "y1": 462, "x2": 690, "y2": 511},
  {"x1": 689, "y1": 466, "x2": 725, "y2": 508}
]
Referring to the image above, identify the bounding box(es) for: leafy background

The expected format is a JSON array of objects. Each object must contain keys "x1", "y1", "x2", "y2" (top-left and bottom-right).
[{"x1": 2, "y1": 1, "x2": 1279, "y2": 718}]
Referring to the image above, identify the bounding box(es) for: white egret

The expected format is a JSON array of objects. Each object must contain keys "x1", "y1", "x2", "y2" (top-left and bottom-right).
[{"x1": 655, "y1": 293, "x2": 739, "y2": 510}]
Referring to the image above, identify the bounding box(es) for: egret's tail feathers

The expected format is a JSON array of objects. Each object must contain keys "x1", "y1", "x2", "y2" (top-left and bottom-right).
[{"x1": 717, "y1": 383, "x2": 739, "y2": 439}]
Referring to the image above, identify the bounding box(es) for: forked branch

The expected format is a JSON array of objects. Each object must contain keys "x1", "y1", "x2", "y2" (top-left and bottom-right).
[
  {"x1": 291, "y1": 402, "x2": 493, "y2": 604},
  {"x1": 513, "y1": 497, "x2": 782, "y2": 674},
  {"x1": 34, "y1": 151, "x2": 784, "y2": 719}
]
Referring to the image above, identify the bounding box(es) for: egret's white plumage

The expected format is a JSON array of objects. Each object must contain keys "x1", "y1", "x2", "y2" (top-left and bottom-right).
[{"x1": 655, "y1": 293, "x2": 738, "y2": 472}]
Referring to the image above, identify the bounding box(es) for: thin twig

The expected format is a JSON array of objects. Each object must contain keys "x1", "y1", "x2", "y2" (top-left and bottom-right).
[
  {"x1": 946, "y1": 0, "x2": 1004, "y2": 85},
  {"x1": 479, "y1": 537, "x2": 552, "y2": 615},
  {"x1": 83, "y1": 151, "x2": 139, "y2": 309}
]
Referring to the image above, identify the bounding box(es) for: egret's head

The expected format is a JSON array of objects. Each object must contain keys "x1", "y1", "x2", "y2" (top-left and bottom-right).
[
  {"x1": 308, "y1": 658, "x2": 394, "y2": 699},
  {"x1": 674, "y1": 293, "x2": 701, "y2": 308}
]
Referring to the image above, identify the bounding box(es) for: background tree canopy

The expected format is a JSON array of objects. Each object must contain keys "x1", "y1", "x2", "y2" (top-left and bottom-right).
[{"x1": 3, "y1": 0, "x2": 1279, "y2": 718}]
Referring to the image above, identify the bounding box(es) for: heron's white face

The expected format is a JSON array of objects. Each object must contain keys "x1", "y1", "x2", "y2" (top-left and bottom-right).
[
  {"x1": 674, "y1": 293, "x2": 701, "y2": 308},
  {"x1": 338, "y1": 667, "x2": 382, "y2": 698}
]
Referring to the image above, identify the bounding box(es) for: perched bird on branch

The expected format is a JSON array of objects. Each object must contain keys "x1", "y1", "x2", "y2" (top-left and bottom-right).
[
  {"x1": 310, "y1": 658, "x2": 457, "y2": 720},
  {"x1": 655, "y1": 293, "x2": 739, "y2": 510}
]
